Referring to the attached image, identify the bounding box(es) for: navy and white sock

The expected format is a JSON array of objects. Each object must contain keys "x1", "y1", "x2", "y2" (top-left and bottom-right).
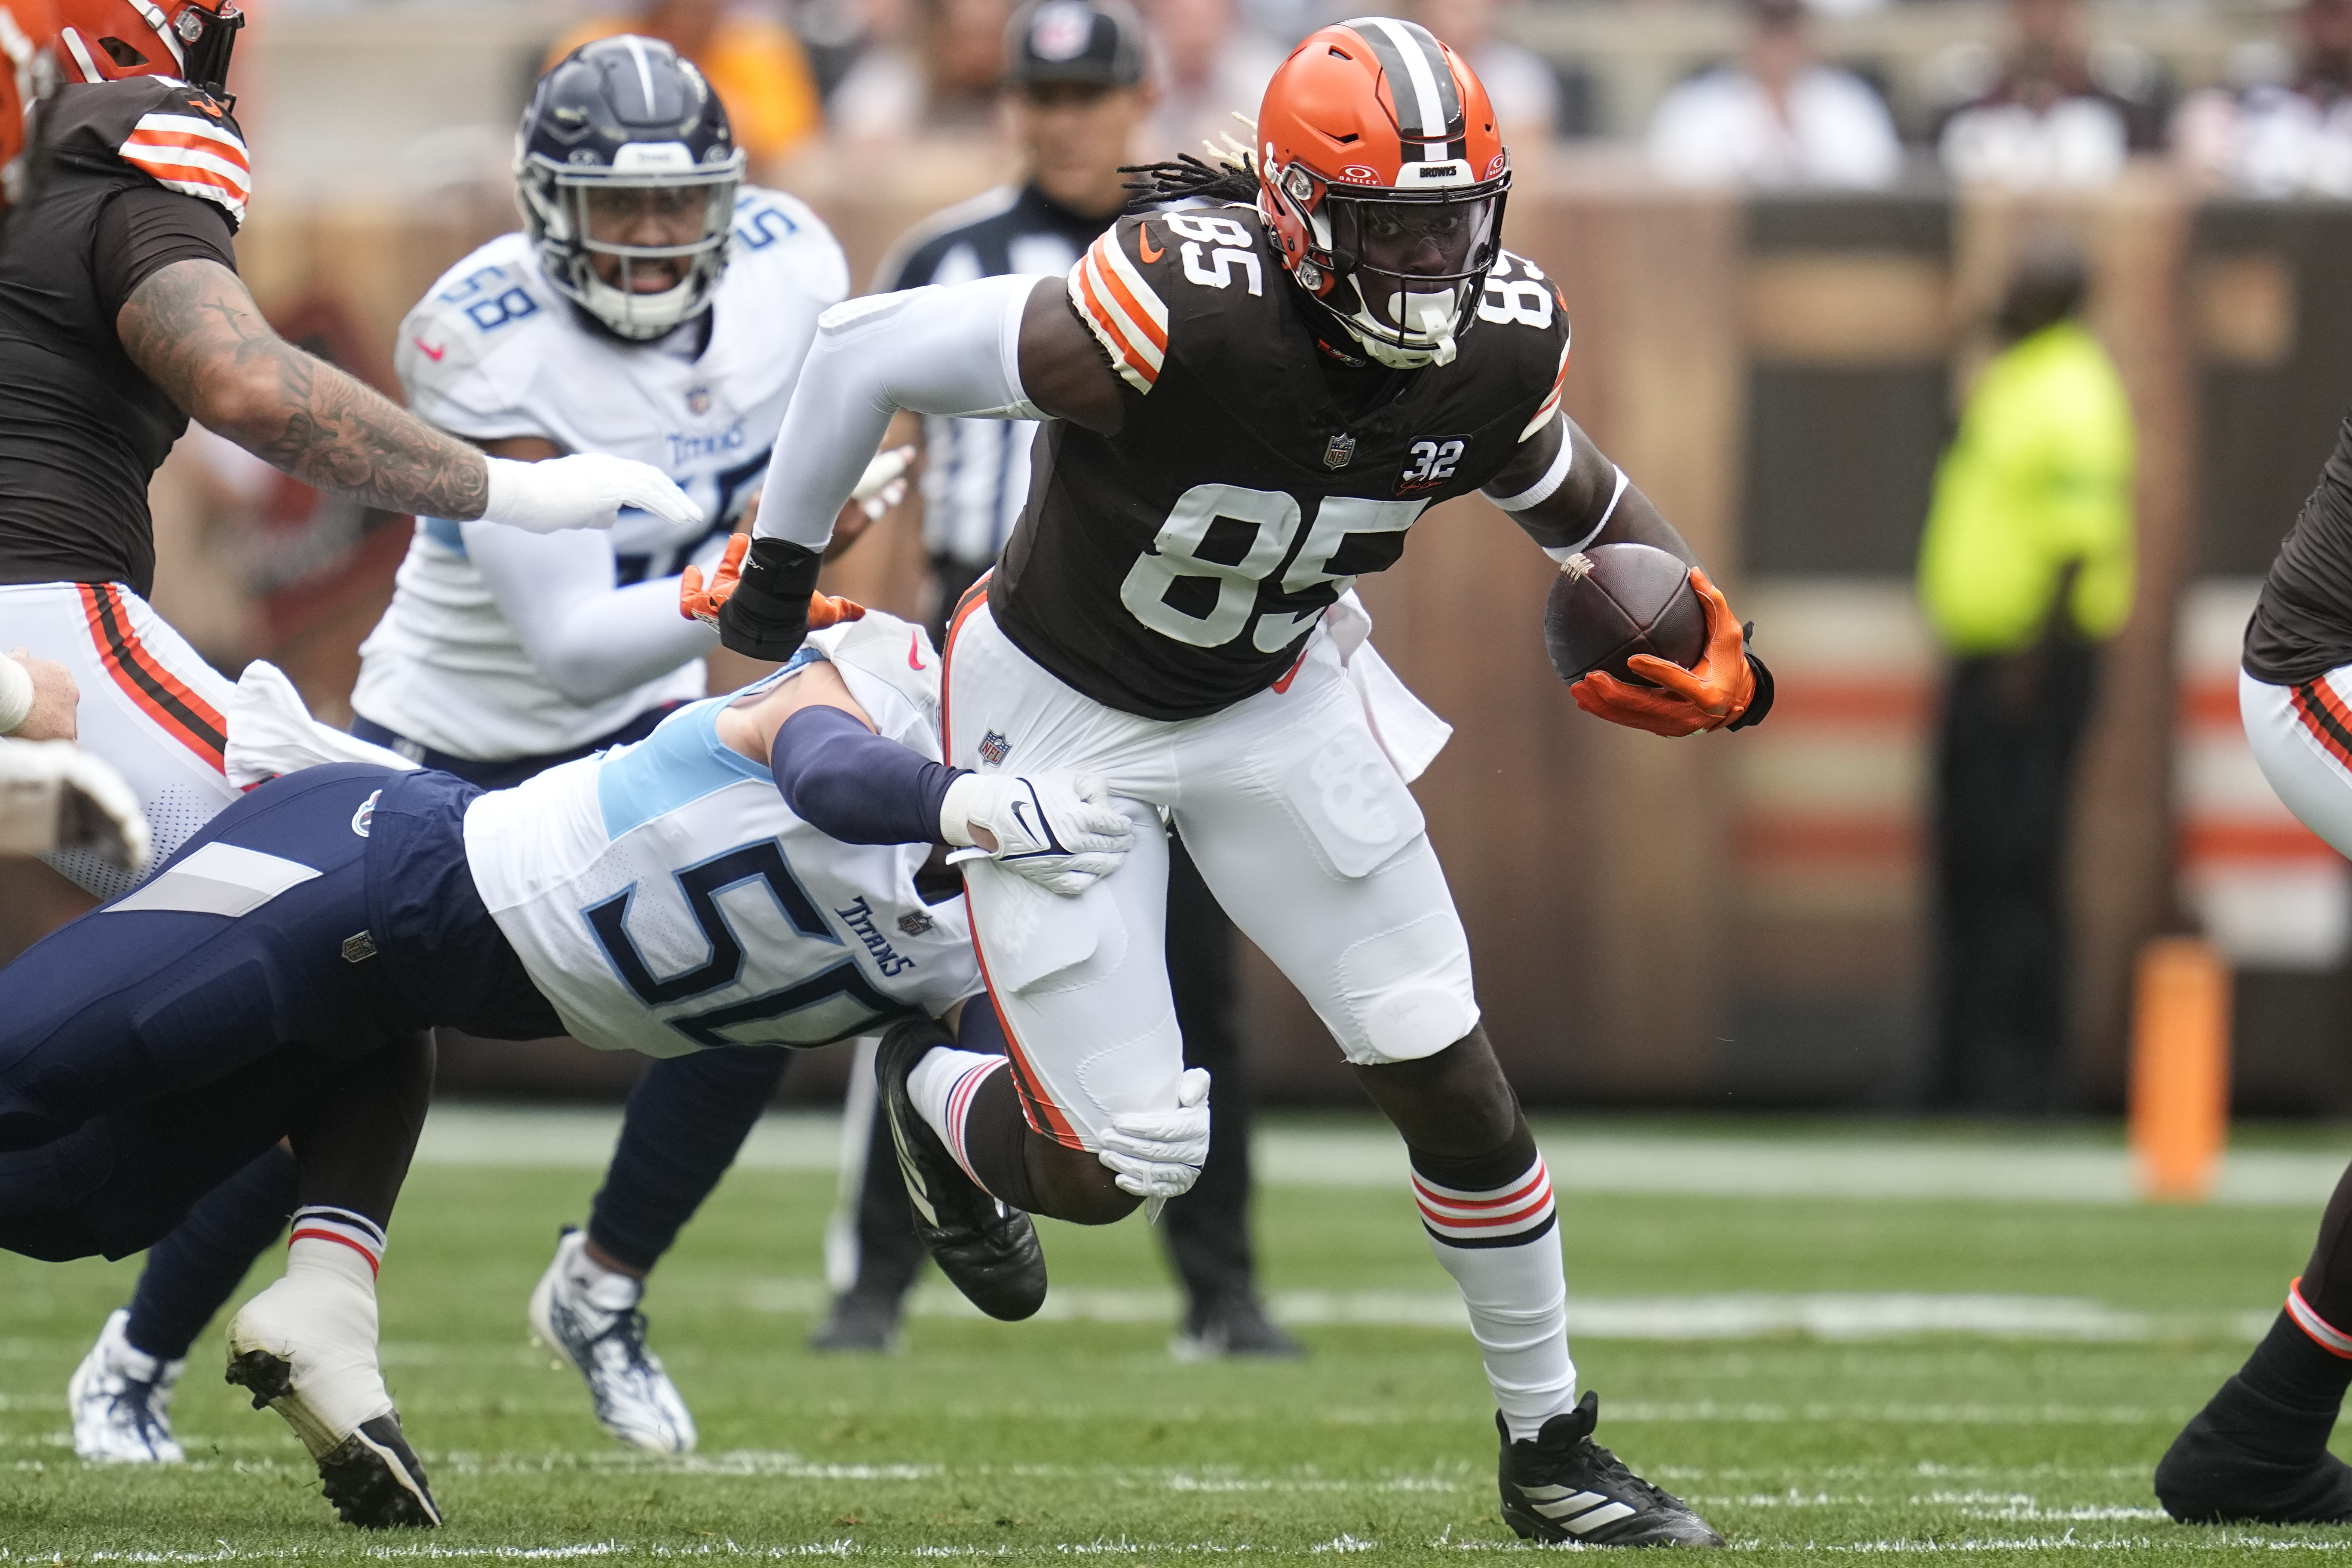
[
  {"x1": 1414, "y1": 1143, "x2": 1574, "y2": 1442},
  {"x1": 906, "y1": 1047, "x2": 1010, "y2": 1188},
  {"x1": 287, "y1": 1206, "x2": 386, "y2": 1278}
]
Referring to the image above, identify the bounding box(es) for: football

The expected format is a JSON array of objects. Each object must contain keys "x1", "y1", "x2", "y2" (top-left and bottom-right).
[{"x1": 1542, "y1": 542, "x2": 1708, "y2": 686}]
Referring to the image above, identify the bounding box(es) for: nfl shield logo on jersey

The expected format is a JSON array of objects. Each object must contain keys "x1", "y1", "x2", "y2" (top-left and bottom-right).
[
  {"x1": 979, "y1": 730, "x2": 1011, "y2": 767},
  {"x1": 685, "y1": 384, "x2": 712, "y2": 414},
  {"x1": 1324, "y1": 433, "x2": 1357, "y2": 470}
]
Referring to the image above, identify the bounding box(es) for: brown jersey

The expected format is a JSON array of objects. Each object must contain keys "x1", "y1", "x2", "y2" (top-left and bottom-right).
[
  {"x1": 989, "y1": 203, "x2": 1571, "y2": 721},
  {"x1": 0, "y1": 79, "x2": 250, "y2": 597}
]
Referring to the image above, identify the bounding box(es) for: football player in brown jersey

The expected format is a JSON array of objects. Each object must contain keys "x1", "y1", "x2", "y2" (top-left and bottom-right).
[
  {"x1": 0, "y1": 0, "x2": 696, "y2": 1528},
  {"x1": 703, "y1": 16, "x2": 1765, "y2": 1547}
]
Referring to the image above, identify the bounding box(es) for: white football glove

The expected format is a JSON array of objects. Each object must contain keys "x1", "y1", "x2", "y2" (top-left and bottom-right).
[
  {"x1": 941, "y1": 772, "x2": 1135, "y2": 896},
  {"x1": 851, "y1": 444, "x2": 915, "y2": 521},
  {"x1": 1098, "y1": 1068, "x2": 1211, "y2": 1201},
  {"x1": 0, "y1": 739, "x2": 150, "y2": 869},
  {"x1": 478, "y1": 453, "x2": 704, "y2": 534}
]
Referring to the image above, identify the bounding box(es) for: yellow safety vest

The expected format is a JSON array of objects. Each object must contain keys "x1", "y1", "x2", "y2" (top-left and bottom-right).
[{"x1": 1917, "y1": 320, "x2": 2137, "y2": 656}]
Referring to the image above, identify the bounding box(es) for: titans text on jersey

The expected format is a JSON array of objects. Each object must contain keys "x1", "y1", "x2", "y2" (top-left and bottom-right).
[{"x1": 464, "y1": 620, "x2": 979, "y2": 1057}]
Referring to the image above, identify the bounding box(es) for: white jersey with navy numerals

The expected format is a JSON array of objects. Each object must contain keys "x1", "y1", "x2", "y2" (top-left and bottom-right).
[
  {"x1": 461, "y1": 666, "x2": 978, "y2": 1058},
  {"x1": 352, "y1": 187, "x2": 848, "y2": 761}
]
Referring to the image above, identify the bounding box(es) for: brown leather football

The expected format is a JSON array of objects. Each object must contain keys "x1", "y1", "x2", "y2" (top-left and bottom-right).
[{"x1": 1542, "y1": 542, "x2": 1707, "y2": 686}]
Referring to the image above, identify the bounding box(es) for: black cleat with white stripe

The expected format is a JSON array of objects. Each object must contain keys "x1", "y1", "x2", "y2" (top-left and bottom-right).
[
  {"x1": 875, "y1": 1020, "x2": 1047, "y2": 1322},
  {"x1": 1498, "y1": 1394, "x2": 1723, "y2": 1547}
]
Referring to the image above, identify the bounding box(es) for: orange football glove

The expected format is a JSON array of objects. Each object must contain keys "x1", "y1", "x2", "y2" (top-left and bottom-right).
[
  {"x1": 808, "y1": 589, "x2": 867, "y2": 629},
  {"x1": 681, "y1": 533, "x2": 748, "y2": 627},
  {"x1": 681, "y1": 532, "x2": 867, "y2": 632},
  {"x1": 1570, "y1": 568, "x2": 1757, "y2": 738}
]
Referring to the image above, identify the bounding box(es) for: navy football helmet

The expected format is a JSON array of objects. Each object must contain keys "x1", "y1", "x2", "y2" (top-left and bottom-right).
[{"x1": 517, "y1": 36, "x2": 744, "y2": 341}]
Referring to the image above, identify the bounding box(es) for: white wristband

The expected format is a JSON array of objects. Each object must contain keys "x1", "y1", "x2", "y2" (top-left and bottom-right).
[{"x1": 0, "y1": 654, "x2": 33, "y2": 735}]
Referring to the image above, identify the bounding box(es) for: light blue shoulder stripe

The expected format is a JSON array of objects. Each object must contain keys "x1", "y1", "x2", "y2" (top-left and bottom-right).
[
  {"x1": 595, "y1": 700, "x2": 770, "y2": 840},
  {"x1": 421, "y1": 517, "x2": 466, "y2": 556},
  {"x1": 590, "y1": 647, "x2": 832, "y2": 840}
]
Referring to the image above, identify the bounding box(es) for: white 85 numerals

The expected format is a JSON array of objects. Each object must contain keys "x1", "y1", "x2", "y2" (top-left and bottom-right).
[
  {"x1": 1478, "y1": 254, "x2": 1553, "y2": 329},
  {"x1": 1168, "y1": 213, "x2": 1263, "y2": 298}
]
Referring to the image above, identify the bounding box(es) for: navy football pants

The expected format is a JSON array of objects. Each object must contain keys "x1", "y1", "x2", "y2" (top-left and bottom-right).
[{"x1": 0, "y1": 765, "x2": 429, "y2": 1262}]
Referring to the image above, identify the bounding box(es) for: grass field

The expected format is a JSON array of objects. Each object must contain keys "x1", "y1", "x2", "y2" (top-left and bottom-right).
[{"x1": 9, "y1": 1112, "x2": 2352, "y2": 1563}]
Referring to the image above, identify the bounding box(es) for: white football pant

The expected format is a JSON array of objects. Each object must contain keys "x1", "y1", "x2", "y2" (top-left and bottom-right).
[
  {"x1": 943, "y1": 596, "x2": 1480, "y2": 1149},
  {"x1": 0, "y1": 582, "x2": 240, "y2": 899},
  {"x1": 2243, "y1": 666, "x2": 2352, "y2": 858}
]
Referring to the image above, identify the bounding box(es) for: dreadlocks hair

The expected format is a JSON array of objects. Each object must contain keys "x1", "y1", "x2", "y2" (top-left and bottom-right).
[{"x1": 1121, "y1": 150, "x2": 1259, "y2": 214}]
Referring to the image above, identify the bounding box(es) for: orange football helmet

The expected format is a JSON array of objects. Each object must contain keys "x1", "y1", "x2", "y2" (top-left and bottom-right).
[
  {"x1": 56, "y1": 0, "x2": 241, "y2": 99},
  {"x1": 1, "y1": 0, "x2": 56, "y2": 207},
  {"x1": 1257, "y1": 17, "x2": 1509, "y2": 368}
]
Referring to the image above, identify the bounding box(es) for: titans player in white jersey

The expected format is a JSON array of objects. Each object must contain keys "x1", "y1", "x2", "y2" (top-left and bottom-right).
[
  {"x1": 0, "y1": 603, "x2": 1141, "y2": 1528},
  {"x1": 63, "y1": 36, "x2": 902, "y2": 1468}
]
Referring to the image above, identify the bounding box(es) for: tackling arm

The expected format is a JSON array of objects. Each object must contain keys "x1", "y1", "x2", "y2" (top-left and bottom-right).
[{"x1": 118, "y1": 260, "x2": 700, "y2": 533}]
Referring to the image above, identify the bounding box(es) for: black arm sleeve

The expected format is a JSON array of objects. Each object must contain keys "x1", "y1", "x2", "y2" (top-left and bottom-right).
[
  {"x1": 769, "y1": 704, "x2": 965, "y2": 846},
  {"x1": 92, "y1": 185, "x2": 237, "y2": 325}
]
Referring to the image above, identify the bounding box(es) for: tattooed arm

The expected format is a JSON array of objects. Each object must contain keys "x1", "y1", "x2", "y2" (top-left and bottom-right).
[{"x1": 117, "y1": 258, "x2": 494, "y2": 519}]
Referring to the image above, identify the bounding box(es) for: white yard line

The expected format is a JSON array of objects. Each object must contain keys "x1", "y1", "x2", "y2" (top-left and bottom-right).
[
  {"x1": 413, "y1": 1108, "x2": 2351, "y2": 1209},
  {"x1": 732, "y1": 1277, "x2": 2269, "y2": 1344}
]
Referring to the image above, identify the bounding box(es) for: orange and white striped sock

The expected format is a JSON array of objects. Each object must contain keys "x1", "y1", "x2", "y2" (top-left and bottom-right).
[{"x1": 1414, "y1": 1150, "x2": 1574, "y2": 1442}]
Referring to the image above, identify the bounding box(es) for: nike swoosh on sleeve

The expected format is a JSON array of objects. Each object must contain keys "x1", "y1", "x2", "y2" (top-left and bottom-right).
[
  {"x1": 1137, "y1": 227, "x2": 1163, "y2": 264},
  {"x1": 413, "y1": 338, "x2": 447, "y2": 362}
]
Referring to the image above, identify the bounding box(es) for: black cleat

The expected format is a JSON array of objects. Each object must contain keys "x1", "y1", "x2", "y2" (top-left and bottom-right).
[
  {"x1": 808, "y1": 1289, "x2": 905, "y2": 1353},
  {"x1": 1498, "y1": 1394, "x2": 1723, "y2": 1547},
  {"x1": 226, "y1": 1349, "x2": 441, "y2": 1529},
  {"x1": 876, "y1": 1020, "x2": 1047, "y2": 1322},
  {"x1": 2156, "y1": 1375, "x2": 2352, "y2": 1524}
]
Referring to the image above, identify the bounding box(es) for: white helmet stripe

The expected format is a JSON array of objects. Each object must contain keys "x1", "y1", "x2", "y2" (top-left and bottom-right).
[
  {"x1": 625, "y1": 34, "x2": 658, "y2": 117},
  {"x1": 58, "y1": 25, "x2": 104, "y2": 81},
  {"x1": 1368, "y1": 17, "x2": 1446, "y2": 142}
]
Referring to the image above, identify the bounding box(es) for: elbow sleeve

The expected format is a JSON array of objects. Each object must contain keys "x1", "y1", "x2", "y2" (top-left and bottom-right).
[
  {"x1": 752, "y1": 275, "x2": 1040, "y2": 552},
  {"x1": 770, "y1": 704, "x2": 964, "y2": 845}
]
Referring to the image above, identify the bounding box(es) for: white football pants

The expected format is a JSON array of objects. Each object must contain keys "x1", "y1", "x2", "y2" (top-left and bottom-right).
[
  {"x1": 2242, "y1": 666, "x2": 2352, "y2": 858},
  {"x1": 942, "y1": 596, "x2": 1480, "y2": 1149},
  {"x1": 0, "y1": 582, "x2": 240, "y2": 899}
]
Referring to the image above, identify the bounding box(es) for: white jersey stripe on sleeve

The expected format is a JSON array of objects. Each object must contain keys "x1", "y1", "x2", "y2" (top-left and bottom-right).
[
  {"x1": 1069, "y1": 237, "x2": 1165, "y2": 394},
  {"x1": 123, "y1": 142, "x2": 251, "y2": 189},
  {"x1": 129, "y1": 112, "x2": 250, "y2": 159}
]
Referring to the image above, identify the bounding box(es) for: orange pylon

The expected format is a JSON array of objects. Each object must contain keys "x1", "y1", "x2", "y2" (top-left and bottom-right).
[{"x1": 2129, "y1": 936, "x2": 2232, "y2": 1202}]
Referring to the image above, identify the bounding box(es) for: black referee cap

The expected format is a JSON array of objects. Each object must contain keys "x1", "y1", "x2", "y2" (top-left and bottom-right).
[{"x1": 1005, "y1": 0, "x2": 1147, "y2": 88}]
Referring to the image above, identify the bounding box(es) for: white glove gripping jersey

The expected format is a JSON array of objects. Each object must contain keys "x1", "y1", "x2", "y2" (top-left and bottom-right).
[
  {"x1": 354, "y1": 189, "x2": 849, "y2": 761},
  {"x1": 460, "y1": 626, "x2": 978, "y2": 1057}
]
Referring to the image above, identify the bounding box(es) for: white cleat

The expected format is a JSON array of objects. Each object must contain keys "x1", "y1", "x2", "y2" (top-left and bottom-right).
[
  {"x1": 68, "y1": 1308, "x2": 186, "y2": 1464},
  {"x1": 224, "y1": 1246, "x2": 439, "y2": 1529},
  {"x1": 528, "y1": 1229, "x2": 697, "y2": 1454}
]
